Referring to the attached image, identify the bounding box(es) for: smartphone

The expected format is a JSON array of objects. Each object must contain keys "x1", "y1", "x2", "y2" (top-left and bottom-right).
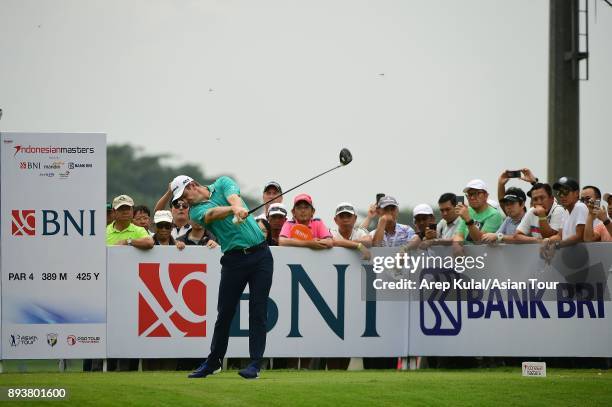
[
  {"x1": 376, "y1": 193, "x2": 385, "y2": 204},
  {"x1": 506, "y1": 170, "x2": 521, "y2": 178},
  {"x1": 594, "y1": 199, "x2": 601, "y2": 207},
  {"x1": 456, "y1": 196, "x2": 465, "y2": 205},
  {"x1": 428, "y1": 223, "x2": 437, "y2": 231}
]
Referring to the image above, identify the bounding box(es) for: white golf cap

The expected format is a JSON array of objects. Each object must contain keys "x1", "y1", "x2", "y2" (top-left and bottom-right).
[
  {"x1": 268, "y1": 203, "x2": 288, "y2": 217},
  {"x1": 413, "y1": 203, "x2": 434, "y2": 216},
  {"x1": 335, "y1": 202, "x2": 356, "y2": 216},
  {"x1": 153, "y1": 210, "x2": 173, "y2": 224},
  {"x1": 171, "y1": 175, "x2": 194, "y2": 202},
  {"x1": 112, "y1": 194, "x2": 134, "y2": 210},
  {"x1": 463, "y1": 179, "x2": 488, "y2": 193}
]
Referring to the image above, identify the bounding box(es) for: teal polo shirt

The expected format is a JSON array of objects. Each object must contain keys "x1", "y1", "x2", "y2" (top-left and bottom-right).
[{"x1": 189, "y1": 176, "x2": 264, "y2": 252}]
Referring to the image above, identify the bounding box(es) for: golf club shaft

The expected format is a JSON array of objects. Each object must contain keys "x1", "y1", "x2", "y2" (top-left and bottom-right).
[{"x1": 247, "y1": 164, "x2": 342, "y2": 215}]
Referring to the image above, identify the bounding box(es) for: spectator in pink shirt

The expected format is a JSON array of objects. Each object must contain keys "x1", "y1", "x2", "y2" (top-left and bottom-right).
[{"x1": 279, "y1": 194, "x2": 333, "y2": 250}]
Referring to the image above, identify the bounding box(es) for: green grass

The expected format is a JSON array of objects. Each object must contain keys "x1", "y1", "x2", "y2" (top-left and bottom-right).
[{"x1": 1, "y1": 369, "x2": 610, "y2": 406}]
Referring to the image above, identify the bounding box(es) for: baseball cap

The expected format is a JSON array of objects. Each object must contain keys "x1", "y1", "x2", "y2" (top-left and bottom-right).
[
  {"x1": 153, "y1": 210, "x2": 173, "y2": 224},
  {"x1": 335, "y1": 202, "x2": 356, "y2": 216},
  {"x1": 294, "y1": 193, "x2": 313, "y2": 207},
  {"x1": 377, "y1": 196, "x2": 399, "y2": 209},
  {"x1": 500, "y1": 187, "x2": 526, "y2": 203},
  {"x1": 463, "y1": 179, "x2": 488, "y2": 193},
  {"x1": 268, "y1": 203, "x2": 288, "y2": 217},
  {"x1": 263, "y1": 181, "x2": 282, "y2": 193},
  {"x1": 112, "y1": 194, "x2": 134, "y2": 210},
  {"x1": 413, "y1": 203, "x2": 433, "y2": 216},
  {"x1": 552, "y1": 176, "x2": 579, "y2": 191},
  {"x1": 171, "y1": 175, "x2": 194, "y2": 202}
]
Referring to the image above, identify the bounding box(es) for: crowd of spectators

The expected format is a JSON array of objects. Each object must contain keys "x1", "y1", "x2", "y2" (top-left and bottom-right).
[
  {"x1": 106, "y1": 168, "x2": 612, "y2": 256},
  {"x1": 102, "y1": 169, "x2": 611, "y2": 372}
]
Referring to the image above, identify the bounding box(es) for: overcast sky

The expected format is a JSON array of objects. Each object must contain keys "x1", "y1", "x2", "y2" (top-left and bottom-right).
[{"x1": 1, "y1": 0, "x2": 610, "y2": 223}]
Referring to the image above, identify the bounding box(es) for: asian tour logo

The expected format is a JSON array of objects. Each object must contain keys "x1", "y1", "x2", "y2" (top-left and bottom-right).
[
  {"x1": 138, "y1": 263, "x2": 207, "y2": 337},
  {"x1": 10, "y1": 334, "x2": 38, "y2": 346},
  {"x1": 12, "y1": 210, "x2": 36, "y2": 236}
]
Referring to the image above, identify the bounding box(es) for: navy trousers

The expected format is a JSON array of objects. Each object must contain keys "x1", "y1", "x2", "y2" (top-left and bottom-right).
[{"x1": 207, "y1": 245, "x2": 273, "y2": 368}]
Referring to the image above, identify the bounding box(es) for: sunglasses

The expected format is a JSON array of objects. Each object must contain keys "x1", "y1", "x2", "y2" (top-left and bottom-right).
[
  {"x1": 556, "y1": 189, "x2": 571, "y2": 197},
  {"x1": 465, "y1": 190, "x2": 484, "y2": 198},
  {"x1": 156, "y1": 222, "x2": 172, "y2": 230},
  {"x1": 173, "y1": 202, "x2": 189, "y2": 209}
]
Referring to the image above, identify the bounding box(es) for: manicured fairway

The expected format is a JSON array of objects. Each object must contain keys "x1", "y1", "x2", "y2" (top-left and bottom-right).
[{"x1": 1, "y1": 368, "x2": 611, "y2": 406}]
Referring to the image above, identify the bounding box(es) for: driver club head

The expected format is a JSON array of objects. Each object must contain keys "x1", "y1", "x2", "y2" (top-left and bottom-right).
[{"x1": 339, "y1": 148, "x2": 352, "y2": 166}]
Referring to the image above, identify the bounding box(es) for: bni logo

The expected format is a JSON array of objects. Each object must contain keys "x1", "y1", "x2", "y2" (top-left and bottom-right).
[
  {"x1": 10, "y1": 209, "x2": 96, "y2": 236},
  {"x1": 12, "y1": 210, "x2": 36, "y2": 236},
  {"x1": 20, "y1": 162, "x2": 40, "y2": 169},
  {"x1": 138, "y1": 263, "x2": 207, "y2": 337},
  {"x1": 419, "y1": 269, "x2": 462, "y2": 336}
]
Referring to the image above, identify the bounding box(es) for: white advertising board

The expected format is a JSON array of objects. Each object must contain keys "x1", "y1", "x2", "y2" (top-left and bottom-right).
[
  {"x1": 107, "y1": 246, "x2": 408, "y2": 358},
  {"x1": 1, "y1": 133, "x2": 106, "y2": 359}
]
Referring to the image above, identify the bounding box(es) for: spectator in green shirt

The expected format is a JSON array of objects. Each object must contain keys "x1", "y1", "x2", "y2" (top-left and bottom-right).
[
  {"x1": 454, "y1": 179, "x2": 503, "y2": 244},
  {"x1": 105, "y1": 195, "x2": 154, "y2": 249}
]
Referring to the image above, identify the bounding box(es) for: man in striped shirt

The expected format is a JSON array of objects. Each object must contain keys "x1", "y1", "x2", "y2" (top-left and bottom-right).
[{"x1": 370, "y1": 196, "x2": 415, "y2": 247}]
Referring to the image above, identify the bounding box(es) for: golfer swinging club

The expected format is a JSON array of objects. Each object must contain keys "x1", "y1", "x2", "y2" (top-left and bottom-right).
[{"x1": 168, "y1": 175, "x2": 273, "y2": 379}]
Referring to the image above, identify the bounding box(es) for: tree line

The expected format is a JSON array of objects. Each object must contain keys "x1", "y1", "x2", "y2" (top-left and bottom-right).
[{"x1": 107, "y1": 144, "x2": 257, "y2": 211}]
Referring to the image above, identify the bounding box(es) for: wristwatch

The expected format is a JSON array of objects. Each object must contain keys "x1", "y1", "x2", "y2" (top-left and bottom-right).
[
  {"x1": 496, "y1": 233, "x2": 504, "y2": 243},
  {"x1": 127, "y1": 238, "x2": 133, "y2": 246},
  {"x1": 604, "y1": 219, "x2": 611, "y2": 226},
  {"x1": 465, "y1": 219, "x2": 475, "y2": 227}
]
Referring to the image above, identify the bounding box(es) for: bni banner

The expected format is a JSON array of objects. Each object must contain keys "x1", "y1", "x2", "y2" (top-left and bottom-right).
[
  {"x1": 107, "y1": 246, "x2": 408, "y2": 358},
  {"x1": 1, "y1": 133, "x2": 106, "y2": 359}
]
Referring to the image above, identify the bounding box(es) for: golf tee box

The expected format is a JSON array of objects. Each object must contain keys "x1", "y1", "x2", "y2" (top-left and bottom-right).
[{"x1": 522, "y1": 362, "x2": 546, "y2": 377}]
